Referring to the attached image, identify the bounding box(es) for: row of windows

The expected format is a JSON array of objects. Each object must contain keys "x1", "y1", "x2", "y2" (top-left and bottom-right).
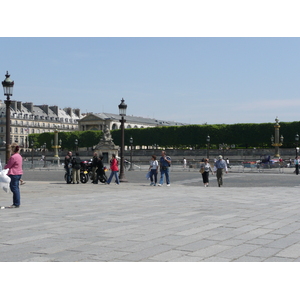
[
  {"x1": 0, "y1": 113, "x2": 78, "y2": 124},
  {"x1": 0, "y1": 125, "x2": 76, "y2": 134}
]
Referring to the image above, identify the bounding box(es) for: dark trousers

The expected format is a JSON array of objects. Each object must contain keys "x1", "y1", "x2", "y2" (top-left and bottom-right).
[
  {"x1": 150, "y1": 169, "x2": 158, "y2": 183},
  {"x1": 202, "y1": 171, "x2": 209, "y2": 184}
]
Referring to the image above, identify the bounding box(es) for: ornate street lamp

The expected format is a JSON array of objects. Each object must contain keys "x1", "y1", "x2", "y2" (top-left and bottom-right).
[
  {"x1": 30, "y1": 140, "x2": 34, "y2": 169},
  {"x1": 206, "y1": 135, "x2": 210, "y2": 158},
  {"x1": 2, "y1": 71, "x2": 14, "y2": 163},
  {"x1": 43, "y1": 143, "x2": 47, "y2": 167},
  {"x1": 271, "y1": 117, "x2": 283, "y2": 158},
  {"x1": 118, "y1": 98, "x2": 128, "y2": 182},
  {"x1": 129, "y1": 136, "x2": 134, "y2": 171},
  {"x1": 75, "y1": 139, "x2": 78, "y2": 152}
]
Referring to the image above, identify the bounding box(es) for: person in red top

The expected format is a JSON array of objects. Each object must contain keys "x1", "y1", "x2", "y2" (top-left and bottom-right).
[
  {"x1": 106, "y1": 153, "x2": 120, "y2": 185},
  {"x1": 4, "y1": 142, "x2": 23, "y2": 208}
]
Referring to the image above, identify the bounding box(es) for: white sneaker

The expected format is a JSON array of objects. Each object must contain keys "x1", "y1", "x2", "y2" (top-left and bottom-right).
[
  {"x1": 157, "y1": 184, "x2": 162, "y2": 187},
  {"x1": 167, "y1": 184, "x2": 170, "y2": 187}
]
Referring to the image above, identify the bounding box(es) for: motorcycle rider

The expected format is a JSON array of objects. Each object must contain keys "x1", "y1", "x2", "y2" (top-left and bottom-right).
[
  {"x1": 64, "y1": 151, "x2": 73, "y2": 184},
  {"x1": 94, "y1": 155, "x2": 106, "y2": 184}
]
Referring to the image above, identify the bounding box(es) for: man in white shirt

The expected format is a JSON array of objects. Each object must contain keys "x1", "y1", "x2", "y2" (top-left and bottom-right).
[{"x1": 214, "y1": 155, "x2": 228, "y2": 187}]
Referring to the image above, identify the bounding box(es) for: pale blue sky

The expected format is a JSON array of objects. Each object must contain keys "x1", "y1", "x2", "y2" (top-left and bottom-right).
[
  {"x1": 1, "y1": 37, "x2": 300, "y2": 125},
  {"x1": 1, "y1": 0, "x2": 300, "y2": 125}
]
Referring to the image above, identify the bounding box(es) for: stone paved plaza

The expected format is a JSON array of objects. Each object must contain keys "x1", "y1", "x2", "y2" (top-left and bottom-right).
[{"x1": 1, "y1": 169, "x2": 300, "y2": 262}]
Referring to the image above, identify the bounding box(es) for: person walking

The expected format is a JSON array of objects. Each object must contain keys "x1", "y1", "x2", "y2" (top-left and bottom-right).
[
  {"x1": 149, "y1": 155, "x2": 159, "y2": 186},
  {"x1": 64, "y1": 151, "x2": 73, "y2": 184},
  {"x1": 4, "y1": 143, "x2": 23, "y2": 208},
  {"x1": 214, "y1": 155, "x2": 228, "y2": 187},
  {"x1": 294, "y1": 156, "x2": 300, "y2": 175},
  {"x1": 106, "y1": 154, "x2": 120, "y2": 185},
  {"x1": 72, "y1": 152, "x2": 81, "y2": 184},
  {"x1": 183, "y1": 158, "x2": 187, "y2": 170},
  {"x1": 158, "y1": 150, "x2": 171, "y2": 187},
  {"x1": 200, "y1": 158, "x2": 214, "y2": 187},
  {"x1": 91, "y1": 152, "x2": 98, "y2": 183}
]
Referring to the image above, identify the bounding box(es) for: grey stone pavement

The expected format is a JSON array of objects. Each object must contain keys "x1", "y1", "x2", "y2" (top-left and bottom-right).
[{"x1": 1, "y1": 167, "x2": 300, "y2": 262}]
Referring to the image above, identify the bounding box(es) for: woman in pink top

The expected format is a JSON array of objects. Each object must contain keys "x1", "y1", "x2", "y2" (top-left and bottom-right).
[
  {"x1": 4, "y1": 143, "x2": 23, "y2": 208},
  {"x1": 106, "y1": 153, "x2": 120, "y2": 185}
]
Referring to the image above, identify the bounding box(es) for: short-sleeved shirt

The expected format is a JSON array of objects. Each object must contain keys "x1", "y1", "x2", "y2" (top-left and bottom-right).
[{"x1": 160, "y1": 156, "x2": 171, "y2": 167}]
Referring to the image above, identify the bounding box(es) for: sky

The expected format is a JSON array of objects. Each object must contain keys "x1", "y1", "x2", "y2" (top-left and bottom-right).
[{"x1": 0, "y1": 1, "x2": 299, "y2": 127}]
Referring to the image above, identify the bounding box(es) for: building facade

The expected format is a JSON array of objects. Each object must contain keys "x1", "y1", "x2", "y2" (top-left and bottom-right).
[
  {"x1": 79, "y1": 112, "x2": 187, "y2": 131},
  {"x1": 0, "y1": 100, "x2": 82, "y2": 148}
]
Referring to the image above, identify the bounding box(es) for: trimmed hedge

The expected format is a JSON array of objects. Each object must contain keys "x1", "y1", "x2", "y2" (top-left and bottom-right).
[
  {"x1": 29, "y1": 121, "x2": 300, "y2": 150},
  {"x1": 112, "y1": 122, "x2": 300, "y2": 149}
]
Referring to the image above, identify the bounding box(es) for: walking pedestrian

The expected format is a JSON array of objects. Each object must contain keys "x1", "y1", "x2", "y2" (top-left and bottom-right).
[
  {"x1": 149, "y1": 155, "x2": 159, "y2": 186},
  {"x1": 294, "y1": 156, "x2": 300, "y2": 175},
  {"x1": 106, "y1": 154, "x2": 120, "y2": 185},
  {"x1": 200, "y1": 158, "x2": 214, "y2": 187},
  {"x1": 64, "y1": 151, "x2": 73, "y2": 184},
  {"x1": 158, "y1": 151, "x2": 171, "y2": 187},
  {"x1": 214, "y1": 155, "x2": 228, "y2": 187},
  {"x1": 4, "y1": 143, "x2": 23, "y2": 208},
  {"x1": 183, "y1": 157, "x2": 187, "y2": 169},
  {"x1": 72, "y1": 152, "x2": 81, "y2": 184}
]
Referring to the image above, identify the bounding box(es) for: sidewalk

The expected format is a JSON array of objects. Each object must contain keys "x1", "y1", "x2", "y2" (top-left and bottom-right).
[{"x1": 1, "y1": 178, "x2": 300, "y2": 262}]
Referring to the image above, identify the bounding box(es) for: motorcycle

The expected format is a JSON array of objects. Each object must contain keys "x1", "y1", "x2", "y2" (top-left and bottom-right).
[
  {"x1": 64, "y1": 160, "x2": 91, "y2": 184},
  {"x1": 64, "y1": 160, "x2": 108, "y2": 184}
]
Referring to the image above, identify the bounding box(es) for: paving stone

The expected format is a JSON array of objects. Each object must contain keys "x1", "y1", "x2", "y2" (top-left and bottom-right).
[
  {"x1": 2, "y1": 177, "x2": 300, "y2": 262},
  {"x1": 274, "y1": 243, "x2": 300, "y2": 259}
]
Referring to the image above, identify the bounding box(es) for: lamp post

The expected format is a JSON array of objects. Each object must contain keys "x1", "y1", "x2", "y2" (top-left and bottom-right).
[
  {"x1": 129, "y1": 136, "x2": 134, "y2": 171},
  {"x1": 43, "y1": 143, "x2": 47, "y2": 167},
  {"x1": 75, "y1": 139, "x2": 78, "y2": 152},
  {"x1": 271, "y1": 117, "x2": 283, "y2": 158},
  {"x1": 30, "y1": 141, "x2": 34, "y2": 169},
  {"x1": 2, "y1": 71, "x2": 14, "y2": 163},
  {"x1": 206, "y1": 135, "x2": 210, "y2": 159},
  {"x1": 118, "y1": 98, "x2": 127, "y2": 182},
  {"x1": 295, "y1": 133, "x2": 299, "y2": 157}
]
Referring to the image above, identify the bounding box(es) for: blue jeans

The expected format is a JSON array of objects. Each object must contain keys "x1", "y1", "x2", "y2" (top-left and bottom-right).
[
  {"x1": 159, "y1": 167, "x2": 170, "y2": 185},
  {"x1": 65, "y1": 167, "x2": 72, "y2": 183},
  {"x1": 107, "y1": 171, "x2": 120, "y2": 184},
  {"x1": 9, "y1": 174, "x2": 22, "y2": 206}
]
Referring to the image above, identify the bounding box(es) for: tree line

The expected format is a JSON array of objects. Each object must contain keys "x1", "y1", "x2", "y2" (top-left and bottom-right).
[{"x1": 28, "y1": 121, "x2": 300, "y2": 150}]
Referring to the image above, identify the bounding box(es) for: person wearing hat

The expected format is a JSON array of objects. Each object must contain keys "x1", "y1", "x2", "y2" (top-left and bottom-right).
[{"x1": 214, "y1": 155, "x2": 228, "y2": 187}]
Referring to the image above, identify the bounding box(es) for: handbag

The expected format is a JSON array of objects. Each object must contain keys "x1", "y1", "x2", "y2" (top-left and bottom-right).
[
  {"x1": 146, "y1": 171, "x2": 151, "y2": 180},
  {"x1": 0, "y1": 168, "x2": 11, "y2": 193},
  {"x1": 199, "y1": 167, "x2": 205, "y2": 174}
]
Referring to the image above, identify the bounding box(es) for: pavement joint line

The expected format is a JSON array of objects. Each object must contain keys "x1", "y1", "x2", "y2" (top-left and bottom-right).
[{"x1": 1, "y1": 170, "x2": 300, "y2": 261}]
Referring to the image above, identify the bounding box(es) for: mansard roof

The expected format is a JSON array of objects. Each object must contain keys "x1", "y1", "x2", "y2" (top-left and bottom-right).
[{"x1": 80, "y1": 112, "x2": 187, "y2": 126}]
